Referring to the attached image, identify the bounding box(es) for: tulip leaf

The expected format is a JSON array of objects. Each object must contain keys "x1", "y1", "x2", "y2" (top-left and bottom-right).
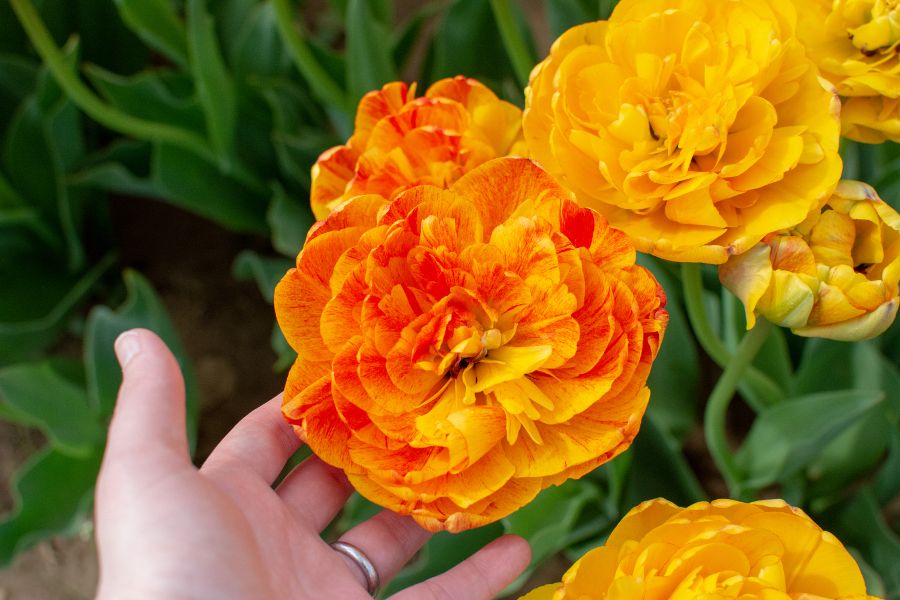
[
  {"x1": 623, "y1": 412, "x2": 706, "y2": 508},
  {"x1": 229, "y1": 3, "x2": 290, "y2": 77},
  {"x1": 345, "y1": 0, "x2": 398, "y2": 103},
  {"x1": 0, "y1": 360, "x2": 103, "y2": 454},
  {"x1": 0, "y1": 53, "x2": 37, "y2": 131},
  {"x1": 875, "y1": 426, "x2": 900, "y2": 505},
  {"x1": 69, "y1": 140, "x2": 163, "y2": 199},
  {"x1": 640, "y1": 256, "x2": 699, "y2": 441},
  {"x1": 268, "y1": 184, "x2": 314, "y2": 257},
  {"x1": 735, "y1": 389, "x2": 884, "y2": 490},
  {"x1": 83, "y1": 270, "x2": 198, "y2": 453},
  {"x1": 85, "y1": 66, "x2": 206, "y2": 136},
  {"x1": 502, "y1": 479, "x2": 599, "y2": 593},
  {"x1": 0, "y1": 446, "x2": 101, "y2": 567},
  {"x1": 792, "y1": 338, "x2": 857, "y2": 395},
  {"x1": 113, "y1": 0, "x2": 188, "y2": 69},
  {"x1": 186, "y1": 0, "x2": 237, "y2": 166},
  {"x1": 0, "y1": 251, "x2": 114, "y2": 365},
  {"x1": 546, "y1": 0, "x2": 597, "y2": 39},
  {"x1": 150, "y1": 142, "x2": 268, "y2": 233},
  {"x1": 232, "y1": 250, "x2": 292, "y2": 304}
]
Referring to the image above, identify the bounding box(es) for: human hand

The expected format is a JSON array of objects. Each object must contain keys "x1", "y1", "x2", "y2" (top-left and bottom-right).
[{"x1": 94, "y1": 329, "x2": 531, "y2": 599}]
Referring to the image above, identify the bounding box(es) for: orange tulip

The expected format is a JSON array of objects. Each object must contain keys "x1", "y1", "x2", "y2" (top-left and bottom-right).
[
  {"x1": 310, "y1": 76, "x2": 526, "y2": 220},
  {"x1": 523, "y1": 0, "x2": 842, "y2": 264},
  {"x1": 275, "y1": 157, "x2": 668, "y2": 532},
  {"x1": 521, "y1": 498, "x2": 881, "y2": 599}
]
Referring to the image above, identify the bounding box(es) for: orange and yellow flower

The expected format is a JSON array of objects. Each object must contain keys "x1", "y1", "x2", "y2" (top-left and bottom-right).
[
  {"x1": 310, "y1": 76, "x2": 526, "y2": 220},
  {"x1": 794, "y1": 0, "x2": 900, "y2": 143},
  {"x1": 720, "y1": 180, "x2": 900, "y2": 340},
  {"x1": 275, "y1": 157, "x2": 668, "y2": 532},
  {"x1": 521, "y1": 498, "x2": 881, "y2": 600},
  {"x1": 524, "y1": 0, "x2": 842, "y2": 264}
]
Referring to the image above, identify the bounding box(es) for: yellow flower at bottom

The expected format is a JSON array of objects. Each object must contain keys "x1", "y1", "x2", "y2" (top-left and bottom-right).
[
  {"x1": 720, "y1": 180, "x2": 900, "y2": 340},
  {"x1": 521, "y1": 498, "x2": 881, "y2": 600}
]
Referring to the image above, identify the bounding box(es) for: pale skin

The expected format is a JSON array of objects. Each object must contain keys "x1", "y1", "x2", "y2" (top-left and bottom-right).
[{"x1": 95, "y1": 329, "x2": 531, "y2": 599}]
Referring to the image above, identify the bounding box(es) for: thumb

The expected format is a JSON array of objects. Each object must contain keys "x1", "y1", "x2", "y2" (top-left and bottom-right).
[{"x1": 103, "y1": 328, "x2": 190, "y2": 466}]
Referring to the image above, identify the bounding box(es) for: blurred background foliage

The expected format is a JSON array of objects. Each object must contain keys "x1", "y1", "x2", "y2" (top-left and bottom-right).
[{"x1": 0, "y1": 0, "x2": 897, "y2": 597}]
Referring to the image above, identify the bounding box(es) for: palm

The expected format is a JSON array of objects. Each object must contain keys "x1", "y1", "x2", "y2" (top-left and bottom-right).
[{"x1": 95, "y1": 330, "x2": 529, "y2": 600}]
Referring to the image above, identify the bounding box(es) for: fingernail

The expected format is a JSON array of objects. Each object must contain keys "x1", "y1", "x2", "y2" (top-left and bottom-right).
[{"x1": 114, "y1": 331, "x2": 141, "y2": 368}]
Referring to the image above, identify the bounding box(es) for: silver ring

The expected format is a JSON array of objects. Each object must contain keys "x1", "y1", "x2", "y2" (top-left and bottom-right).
[{"x1": 331, "y1": 541, "x2": 380, "y2": 596}]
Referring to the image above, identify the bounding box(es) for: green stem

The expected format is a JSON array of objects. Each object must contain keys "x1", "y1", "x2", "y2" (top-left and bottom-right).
[
  {"x1": 489, "y1": 0, "x2": 534, "y2": 89},
  {"x1": 681, "y1": 263, "x2": 783, "y2": 409},
  {"x1": 271, "y1": 0, "x2": 350, "y2": 114},
  {"x1": 10, "y1": 0, "x2": 213, "y2": 162},
  {"x1": 704, "y1": 319, "x2": 772, "y2": 498}
]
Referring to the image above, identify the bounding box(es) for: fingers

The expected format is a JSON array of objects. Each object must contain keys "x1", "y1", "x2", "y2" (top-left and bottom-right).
[
  {"x1": 276, "y1": 456, "x2": 354, "y2": 530},
  {"x1": 103, "y1": 329, "x2": 190, "y2": 465},
  {"x1": 201, "y1": 394, "x2": 301, "y2": 485},
  {"x1": 336, "y1": 510, "x2": 431, "y2": 587},
  {"x1": 392, "y1": 535, "x2": 531, "y2": 600}
]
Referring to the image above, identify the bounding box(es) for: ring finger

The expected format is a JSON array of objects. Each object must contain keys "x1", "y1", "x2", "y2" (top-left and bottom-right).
[{"x1": 335, "y1": 509, "x2": 431, "y2": 588}]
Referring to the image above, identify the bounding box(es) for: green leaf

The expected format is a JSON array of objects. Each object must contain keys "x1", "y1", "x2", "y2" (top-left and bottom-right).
[
  {"x1": 85, "y1": 66, "x2": 206, "y2": 136},
  {"x1": 735, "y1": 390, "x2": 884, "y2": 489},
  {"x1": 114, "y1": 0, "x2": 189, "y2": 68},
  {"x1": 229, "y1": 3, "x2": 290, "y2": 77},
  {"x1": 151, "y1": 142, "x2": 268, "y2": 233},
  {"x1": 623, "y1": 412, "x2": 706, "y2": 508},
  {"x1": 805, "y1": 346, "x2": 899, "y2": 498},
  {"x1": 640, "y1": 256, "x2": 699, "y2": 440},
  {"x1": 232, "y1": 250, "x2": 292, "y2": 304},
  {"x1": 83, "y1": 270, "x2": 198, "y2": 453},
  {"x1": 0, "y1": 360, "x2": 103, "y2": 454},
  {"x1": 69, "y1": 139, "x2": 162, "y2": 199},
  {"x1": 268, "y1": 184, "x2": 314, "y2": 257},
  {"x1": 0, "y1": 447, "x2": 101, "y2": 567},
  {"x1": 503, "y1": 479, "x2": 599, "y2": 593},
  {"x1": 0, "y1": 251, "x2": 115, "y2": 365},
  {"x1": 383, "y1": 523, "x2": 504, "y2": 596},
  {"x1": 546, "y1": 0, "x2": 596, "y2": 39},
  {"x1": 345, "y1": 0, "x2": 398, "y2": 103},
  {"x1": 875, "y1": 426, "x2": 900, "y2": 505},
  {"x1": 0, "y1": 53, "x2": 37, "y2": 136},
  {"x1": 792, "y1": 338, "x2": 856, "y2": 395},
  {"x1": 187, "y1": 0, "x2": 237, "y2": 166},
  {"x1": 428, "y1": 0, "x2": 532, "y2": 92}
]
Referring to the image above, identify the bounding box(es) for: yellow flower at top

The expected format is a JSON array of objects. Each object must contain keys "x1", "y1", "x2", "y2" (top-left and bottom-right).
[
  {"x1": 720, "y1": 180, "x2": 900, "y2": 340},
  {"x1": 521, "y1": 498, "x2": 881, "y2": 600},
  {"x1": 310, "y1": 76, "x2": 526, "y2": 220},
  {"x1": 794, "y1": 0, "x2": 900, "y2": 143},
  {"x1": 524, "y1": 0, "x2": 843, "y2": 264}
]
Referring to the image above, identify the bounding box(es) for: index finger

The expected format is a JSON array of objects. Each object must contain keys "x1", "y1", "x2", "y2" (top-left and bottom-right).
[{"x1": 201, "y1": 394, "x2": 302, "y2": 485}]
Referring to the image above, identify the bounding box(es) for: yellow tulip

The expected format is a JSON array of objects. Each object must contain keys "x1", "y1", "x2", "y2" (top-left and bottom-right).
[
  {"x1": 793, "y1": 0, "x2": 900, "y2": 143},
  {"x1": 523, "y1": 0, "x2": 842, "y2": 264},
  {"x1": 720, "y1": 181, "x2": 900, "y2": 340},
  {"x1": 520, "y1": 498, "x2": 881, "y2": 600}
]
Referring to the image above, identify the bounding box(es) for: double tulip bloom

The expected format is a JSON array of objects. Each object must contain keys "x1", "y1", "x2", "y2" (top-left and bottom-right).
[
  {"x1": 310, "y1": 76, "x2": 526, "y2": 220},
  {"x1": 522, "y1": 498, "x2": 879, "y2": 600},
  {"x1": 524, "y1": 0, "x2": 842, "y2": 264},
  {"x1": 276, "y1": 157, "x2": 667, "y2": 531},
  {"x1": 721, "y1": 181, "x2": 900, "y2": 340},
  {"x1": 794, "y1": 0, "x2": 900, "y2": 143}
]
